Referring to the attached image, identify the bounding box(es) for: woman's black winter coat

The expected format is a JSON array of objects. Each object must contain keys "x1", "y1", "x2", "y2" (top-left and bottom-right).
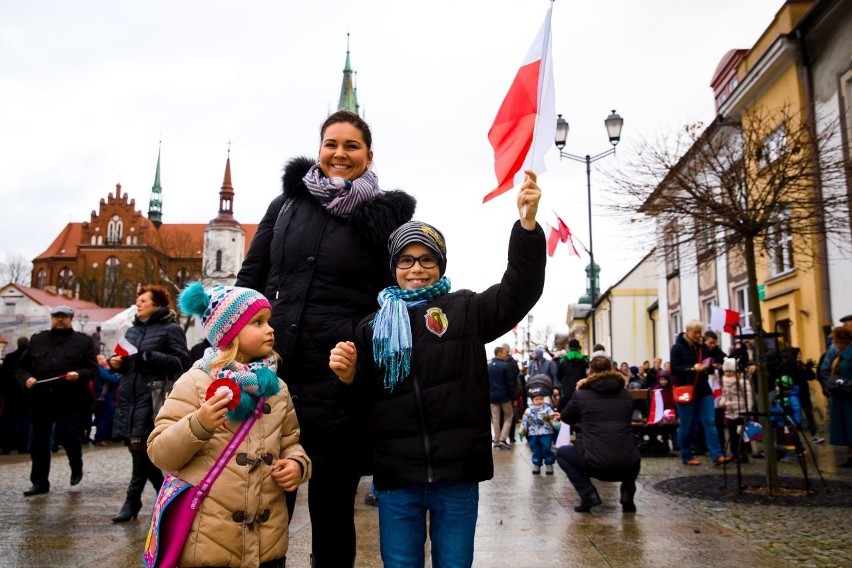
[
  {"x1": 236, "y1": 156, "x2": 416, "y2": 461},
  {"x1": 112, "y1": 307, "x2": 190, "y2": 441},
  {"x1": 561, "y1": 371, "x2": 640, "y2": 476}
]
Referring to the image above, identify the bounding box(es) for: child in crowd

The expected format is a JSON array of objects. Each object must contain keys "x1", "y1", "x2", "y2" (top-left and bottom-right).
[
  {"x1": 721, "y1": 357, "x2": 753, "y2": 462},
  {"x1": 520, "y1": 386, "x2": 560, "y2": 474},
  {"x1": 771, "y1": 374, "x2": 803, "y2": 459},
  {"x1": 146, "y1": 283, "x2": 311, "y2": 568},
  {"x1": 328, "y1": 172, "x2": 545, "y2": 567}
]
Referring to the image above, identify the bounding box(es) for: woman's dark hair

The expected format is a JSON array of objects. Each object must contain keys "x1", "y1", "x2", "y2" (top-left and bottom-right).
[
  {"x1": 320, "y1": 110, "x2": 372, "y2": 149},
  {"x1": 139, "y1": 284, "x2": 172, "y2": 308},
  {"x1": 589, "y1": 356, "x2": 611, "y2": 374},
  {"x1": 704, "y1": 330, "x2": 718, "y2": 341}
]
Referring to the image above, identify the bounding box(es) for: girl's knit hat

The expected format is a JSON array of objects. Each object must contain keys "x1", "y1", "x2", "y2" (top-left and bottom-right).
[
  {"x1": 178, "y1": 282, "x2": 271, "y2": 348},
  {"x1": 388, "y1": 220, "x2": 448, "y2": 276}
]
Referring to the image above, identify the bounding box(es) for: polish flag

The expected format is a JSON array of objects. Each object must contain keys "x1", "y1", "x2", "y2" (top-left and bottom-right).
[
  {"x1": 546, "y1": 225, "x2": 560, "y2": 257},
  {"x1": 114, "y1": 335, "x2": 138, "y2": 357},
  {"x1": 484, "y1": 5, "x2": 556, "y2": 203},
  {"x1": 710, "y1": 305, "x2": 741, "y2": 335},
  {"x1": 556, "y1": 215, "x2": 580, "y2": 256},
  {"x1": 648, "y1": 389, "x2": 665, "y2": 424}
]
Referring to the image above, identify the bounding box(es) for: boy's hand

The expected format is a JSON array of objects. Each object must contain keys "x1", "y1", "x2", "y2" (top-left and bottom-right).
[
  {"x1": 329, "y1": 341, "x2": 357, "y2": 384},
  {"x1": 517, "y1": 170, "x2": 541, "y2": 231},
  {"x1": 271, "y1": 458, "x2": 302, "y2": 492},
  {"x1": 197, "y1": 390, "x2": 231, "y2": 432}
]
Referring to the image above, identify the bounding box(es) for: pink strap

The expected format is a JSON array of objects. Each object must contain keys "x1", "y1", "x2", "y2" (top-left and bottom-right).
[{"x1": 190, "y1": 397, "x2": 265, "y2": 510}]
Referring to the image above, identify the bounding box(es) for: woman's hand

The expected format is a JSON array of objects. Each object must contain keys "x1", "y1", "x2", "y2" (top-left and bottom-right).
[
  {"x1": 517, "y1": 170, "x2": 541, "y2": 231},
  {"x1": 329, "y1": 341, "x2": 357, "y2": 384},
  {"x1": 196, "y1": 390, "x2": 231, "y2": 432},
  {"x1": 271, "y1": 458, "x2": 303, "y2": 492},
  {"x1": 108, "y1": 355, "x2": 122, "y2": 369}
]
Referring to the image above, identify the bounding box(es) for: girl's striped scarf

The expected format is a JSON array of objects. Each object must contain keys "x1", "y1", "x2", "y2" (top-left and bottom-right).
[
  {"x1": 194, "y1": 347, "x2": 280, "y2": 420},
  {"x1": 371, "y1": 277, "x2": 451, "y2": 390},
  {"x1": 302, "y1": 163, "x2": 381, "y2": 218}
]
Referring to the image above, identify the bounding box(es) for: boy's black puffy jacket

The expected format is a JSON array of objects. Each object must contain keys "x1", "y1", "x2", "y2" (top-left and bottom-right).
[{"x1": 352, "y1": 221, "x2": 546, "y2": 490}]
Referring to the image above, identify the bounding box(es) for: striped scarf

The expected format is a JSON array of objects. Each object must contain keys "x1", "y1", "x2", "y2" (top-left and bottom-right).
[
  {"x1": 194, "y1": 348, "x2": 280, "y2": 420},
  {"x1": 302, "y1": 163, "x2": 381, "y2": 218},
  {"x1": 372, "y1": 277, "x2": 452, "y2": 390}
]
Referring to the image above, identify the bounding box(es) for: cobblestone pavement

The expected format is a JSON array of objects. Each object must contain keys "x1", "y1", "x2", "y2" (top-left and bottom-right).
[{"x1": 1, "y1": 437, "x2": 850, "y2": 567}]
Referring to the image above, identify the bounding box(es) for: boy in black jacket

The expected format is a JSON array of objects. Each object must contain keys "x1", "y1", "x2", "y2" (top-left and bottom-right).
[{"x1": 329, "y1": 172, "x2": 545, "y2": 568}]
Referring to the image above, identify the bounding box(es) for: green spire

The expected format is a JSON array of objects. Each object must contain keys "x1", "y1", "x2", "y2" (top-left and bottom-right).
[
  {"x1": 148, "y1": 143, "x2": 163, "y2": 228},
  {"x1": 337, "y1": 33, "x2": 359, "y2": 114}
]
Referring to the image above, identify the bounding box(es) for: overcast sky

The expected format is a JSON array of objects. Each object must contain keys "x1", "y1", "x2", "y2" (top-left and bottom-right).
[{"x1": 1, "y1": 0, "x2": 785, "y2": 352}]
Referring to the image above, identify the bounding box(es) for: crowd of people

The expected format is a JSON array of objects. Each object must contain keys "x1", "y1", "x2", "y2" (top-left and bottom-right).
[{"x1": 0, "y1": 108, "x2": 850, "y2": 567}]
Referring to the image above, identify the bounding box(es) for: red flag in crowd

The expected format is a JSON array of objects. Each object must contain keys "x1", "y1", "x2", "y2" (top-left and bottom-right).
[
  {"x1": 114, "y1": 335, "x2": 138, "y2": 357},
  {"x1": 484, "y1": 5, "x2": 556, "y2": 203},
  {"x1": 555, "y1": 214, "x2": 580, "y2": 256}
]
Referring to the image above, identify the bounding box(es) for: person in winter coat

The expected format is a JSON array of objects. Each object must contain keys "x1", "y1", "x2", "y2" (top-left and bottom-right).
[
  {"x1": 556, "y1": 354, "x2": 641, "y2": 513},
  {"x1": 92, "y1": 353, "x2": 120, "y2": 445},
  {"x1": 557, "y1": 339, "x2": 587, "y2": 404},
  {"x1": 235, "y1": 109, "x2": 416, "y2": 567},
  {"x1": 15, "y1": 305, "x2": 98, "y2": 496},
  {"x1": 328, "y1": 173, "x2": 545, "y2": 568},
  {"x1": 720, "y1": 357, "x2": 753, "y2": 463},
  {"x1": 109, "y1": 285, "x2": 190, "y2": 522},
  {"x1": 530, "y1": 347, "x2": 558, "y2": 396},
  {"x1": 488, "y1": 345, "x2": 517, "y2": 448},
  {"x1": 670, "y1": 320, "x2": 728, "y2": 466},
  {"x1": 147, "y1": 283, "x2": 311, "y2": 568}
]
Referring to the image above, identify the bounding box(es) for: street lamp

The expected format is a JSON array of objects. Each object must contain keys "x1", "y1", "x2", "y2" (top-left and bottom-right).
[
  {"x1": 554, "y1": 110, "x2": 624, "y2": 345},
  {"x1": 526, "y1": 314, "x2": 534, "y2": 360}
]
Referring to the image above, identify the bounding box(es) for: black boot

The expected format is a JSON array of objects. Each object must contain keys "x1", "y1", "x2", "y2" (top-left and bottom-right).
[
  {"x1": 573, "y1": 488, "x2": 602, "y2": 513},
  {"x1": 620, "y1": 481, "x2": 637, "y2": 513},
  {"x1": 112, "y1": 499, "x2": 142, "y2": 522}
]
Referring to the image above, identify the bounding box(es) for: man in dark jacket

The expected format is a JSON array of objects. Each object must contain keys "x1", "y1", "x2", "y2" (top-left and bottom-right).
[
  {"x1": 0, "y1": 336, "x2": 30, "y2": 454},
  {"x1": 670, "y1": 320, "x2": 727, "y2": 466},
  {"x1": 15, "y1": 305, "x2": 98, "y2": 496},
  {"x1": 489, "y1": 346, "x2": 517, "y2": 449},
  {"x1": 557, "y1": 338, "x2": 588, "y2": 404},
  {"x1": 556, "y1": 354, "x2": 640, "y2": 513}
]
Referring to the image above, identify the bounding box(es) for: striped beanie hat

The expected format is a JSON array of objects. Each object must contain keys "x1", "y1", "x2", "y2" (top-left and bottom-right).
[
  {"x1": 178, "y1": 282, "x2": 271, "y2": 349},
  {"x1": 388, "y1": 220, "x2": 448, "y2": 276}
]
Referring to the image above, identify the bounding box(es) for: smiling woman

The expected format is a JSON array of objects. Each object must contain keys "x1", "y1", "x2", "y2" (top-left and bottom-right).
[{"x1": 235, "y1": 109, "x2": 416, "y2": 567}]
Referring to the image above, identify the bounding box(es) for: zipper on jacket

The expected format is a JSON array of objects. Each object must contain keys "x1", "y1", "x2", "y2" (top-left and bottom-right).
[{"x1": 411, "y1": 371, "x2": 434, "y2": 482}]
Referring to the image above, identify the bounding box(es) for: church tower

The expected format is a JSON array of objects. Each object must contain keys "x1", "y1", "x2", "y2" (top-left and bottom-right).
[
  {"x1": 148, "y1": 143, "x2": 164, "y2": 228},
  {"x1": 202, "y1": 147, "x2": 246, "y2": 288},
  {"x1": 338, "y1": 33, "x2": 359, "y2": 114}
]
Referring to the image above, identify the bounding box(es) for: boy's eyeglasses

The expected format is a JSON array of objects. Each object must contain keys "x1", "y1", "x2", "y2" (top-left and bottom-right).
[{"x1": 394, "y1": 254, "x2": 442, "y2": 269}]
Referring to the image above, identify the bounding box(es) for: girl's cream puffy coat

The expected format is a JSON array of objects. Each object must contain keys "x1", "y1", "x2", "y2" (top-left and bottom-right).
[{"x1": 148, "y1": 368, "x2": 311, "y2": 568}]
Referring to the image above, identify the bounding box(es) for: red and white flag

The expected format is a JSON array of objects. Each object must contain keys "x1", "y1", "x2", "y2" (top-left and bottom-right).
[
  {"x1": 710, "y1": 305, "x2": 740, "y2": 335},
  {"x1": 555, "y1": 214, "x2": 580, "y2": 256},
  {"x1": 484, "y1": 4, "x2": 556, "y2": 203},
  {"x1": 648, "y1": 389, "x2": 665, "y2": 424},
  {"x1": 546, "y1": 225, "x2": 560, "y2": 257},
  {"x1": 114, "y1": 335, "x2": 138, "y2": 357}
]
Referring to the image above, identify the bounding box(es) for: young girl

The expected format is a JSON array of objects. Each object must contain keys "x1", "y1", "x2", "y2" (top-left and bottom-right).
[
  {"x1": 329, "y1": 172, "x2": 545, "y2": 567},
  {"x1": 147, "y1": 283, "x2": 311, "y2": 568},
  {"x1": 721, "y1": 357, "x2": 753, "y2": 463}
]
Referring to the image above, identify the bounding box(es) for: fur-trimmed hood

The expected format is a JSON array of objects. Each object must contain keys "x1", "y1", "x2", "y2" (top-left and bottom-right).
[
  {"x1": 578, "y1": 370, "x2": 626, "y2": 394},
  {"x1": 281, "y1": 156, "x2": 416, "y2": 248}
]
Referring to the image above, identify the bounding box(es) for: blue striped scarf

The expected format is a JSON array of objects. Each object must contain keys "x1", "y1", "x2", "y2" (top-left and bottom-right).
[{"x1": 372, "y1": 277, "x2": 451, "y2": 390}]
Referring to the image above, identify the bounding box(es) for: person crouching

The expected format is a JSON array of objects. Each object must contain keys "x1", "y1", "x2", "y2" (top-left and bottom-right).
[{"x1": 556, "y1": 353, "x2": 641, "y2": 513}]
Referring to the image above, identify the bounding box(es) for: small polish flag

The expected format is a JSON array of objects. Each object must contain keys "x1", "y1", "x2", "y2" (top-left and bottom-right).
[
  {"x1": 114, "y1": 335, "x2": 138, "y2": 357},
  {"x1": 648, "y1": 389, "x2": 665, "y2": 424},
  {"x1": 546, "y1": 225, "x2": 560, "y2": 257},
  {"x1": 710, "y1": 305, "x2": 740, "y2": 335}
]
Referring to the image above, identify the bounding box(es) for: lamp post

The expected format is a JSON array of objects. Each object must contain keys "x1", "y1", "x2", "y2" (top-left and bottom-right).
[
  {"x1": 526, "y1": 314, "x2": 534, "y2": 361},
  {"x1": 554, "y1": 110, "x2": 623, "y2": 345}
]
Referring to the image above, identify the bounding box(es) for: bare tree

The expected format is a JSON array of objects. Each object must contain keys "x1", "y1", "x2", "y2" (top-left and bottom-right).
[
  {"x1": 610, "y1": 104, "x2": 850, "y2": 492},
  {"x1": 0, "y1": 253, "x2": 33, "y2": 286}
]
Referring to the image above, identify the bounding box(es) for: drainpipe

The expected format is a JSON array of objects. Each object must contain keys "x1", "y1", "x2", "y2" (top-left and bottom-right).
[{"x1": 793, "y1": 29, "x2": 833, "y2": 328}]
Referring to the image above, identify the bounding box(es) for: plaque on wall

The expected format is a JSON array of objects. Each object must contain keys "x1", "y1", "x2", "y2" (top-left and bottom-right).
[
  {"x1": 667, "y1": 277, "x2": 680, "y2": 306},
  {"x1": 699, "y1": 262, "x2": 716, "y2": 292}
]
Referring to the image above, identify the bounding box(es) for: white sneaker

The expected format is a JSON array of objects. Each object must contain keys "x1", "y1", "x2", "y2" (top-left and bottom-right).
[
  {"x1": 532, "y1": 464, "x2": 541, "y2": 474},
  {"x1": 545, "y1": 464, "x2": 554, "y2": 475},
  {"x1": 812, "y1": 435, "x2": 825, "y2": 444}
]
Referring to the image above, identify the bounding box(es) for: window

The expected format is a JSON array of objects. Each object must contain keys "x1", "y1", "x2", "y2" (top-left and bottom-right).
[
  {"x1": 760, "y1": 125, "x2": 786, "y2": 169},
  {"x1": 768, "y1": 206, "x2": 794, "y2": 276},
  {"x1": 670, "y1": 311, "x2": 682, "y2": 346},
  {"x1": 36, "y1": 269, "x2": 46, "y2": 289},
  {"x1": 175, "y1": 268, "x2": 189, "y2": 288},
  {"x1": 664, "y1": 224, "x2": 679, "y2": 275},
  {"x1": 703, "y1": 298, "x2": 716, "y2": 331},
  {"x1": 695, "y1": 219, "x2": 715, "y2": 255},
  {"x1": 215, "y1": 250, "x2": 223, "y2": 272},
  {"x1": 107, "y1": 215, "x2": 124, "y2": 245},
  {"x1": 104, "y1": 256, "x2": 120, "y2": 291},
  {"x1": 57, "y1": 267, "x2": 74, "y2": 290},
  {"x1": 121, "y1": 282, "x2": 135, "y2": 307},
  {"x1": 734, "y1": 285, "x2": 752, "y2": 330}
]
